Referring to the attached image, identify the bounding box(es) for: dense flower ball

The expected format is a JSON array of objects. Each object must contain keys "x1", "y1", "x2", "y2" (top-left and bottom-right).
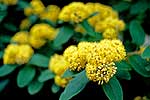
[
  {"x1": 11, "y1": 31, "x2": 29, "y2": 44},
  {"x1": 19, "y1": 18, "x2": 31, "y2": 30},
  {"x1": 49, "y1": 54, "x2": 69, "y2": 76},
  {"x1": 40, "y1": 5, "x2": 60, "y2": 22},
  {"x1": 3, "y1": 44, "x2": 34, "y2": 64},
  {"x1": 63, "y1": 45, "x2": 86, "y2": 71},
  {"x1": 86, "y1": 62, "x2": 117, "y2": 85}
]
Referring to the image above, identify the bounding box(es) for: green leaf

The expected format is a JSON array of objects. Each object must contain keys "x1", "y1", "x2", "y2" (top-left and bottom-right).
[
  {"x1": 80, "y1": 20, "x2": 96, "y2": 37},
  {"x1": 130, "y1": 0, "x2": 148, "y2": 15},
  {"x1": 113, "y1": 1, "x2": 130, "y2": 12},
  {"x1": 145, "y1": 64, "x2": 150, "y2": 71},
  {"x1": 0, "y1": 35, "x2": 11, "y2": 43},
  {"x1": 29, "y1": 54, "x2": 49, "y2": 68},
  {"x1": 102, "y1": 77, "x2": 123, "y2": 100},
  {"x1": 141, "y1": 46, "x2": 150, "y2": 59},
  {"x1": 0, "y1": 64, "x2": 18, "y2": 77},
  {"x1": 59, "y1": 70, "x2": 89, "y2": 100},
  {"x1": 115, "y1": 60, "x2": 132, "y2": 71},
  {"x1": 17, "y1": 65, "x2": 36, "y2": 88},
  {"x1": 0, "y1": 79, "x2": 9, "y2": 92},
  {"x1": 28, "y1": 15, "x2": 38, "y2": 24},
  {"x1": 0, "y1": 51, "x2": 3, "y2": 59},
  {"x1": 128, "y1": 55, "x2": 150, "y2": 77},
  {"x1": 17, "y1": 0, "x2": 29, "y2": 9},
  {"x1": 116, "y1": 70, "x2": 131, "y2": 80},
  {"x1": 53, "y1": 25, "x2": 74, "y2": 47},
  {"x1": 51, "y1": 83, "x2": 60, "y2": 93},
  {"x1": 38, "y1": 69, "x2": 55, "y2": 82},
  {"x1": 129, "y1": 20, "x2": 145, "y2": 46},
  {"x1": 4, "y1": 23, "x2": 18, "y2": 32},
  {"x1": 62, "y1": 69, "x2": 75, "y2": 78},
  {"x1": 0, "y1": 11, "x2": 7, "y2": 23},
  {"x1": 27, "y1": 80, "x2": 44, "y2": 95}
]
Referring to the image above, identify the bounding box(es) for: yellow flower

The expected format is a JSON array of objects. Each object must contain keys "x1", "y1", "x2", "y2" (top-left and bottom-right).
[
  {"x1": 103, "y1": 28, "x2": 117, "y2": 39},
  {"x1": 40, "y1": 5, "x2": 60, "y2": 22},
  {"x1": 54, "y1": 75, "x2": 70, "y2": 88},
  {"x1": 86, "y1": 62, "x2": 117, "y2": 85},
  {"x1": 99, "y1": 39, "x2": 126, "y2": 62},
  {"x1": 1, "y1": 0, "x2": 18, "y2": 5},
  {"x1": 29, "y1": 36, "x2": 46, "y2": 49},
  {"x1": 49, "y1": 54, "x2": 69, "y2": 76},
  {"x1": 59, "y1": 2, "x2": 89, "y2": 23},
  {"x1": 11, "y1": 31, "x2": 29, "y2": 44},
  {"x1": 63, "y1": 45, "x2": 86, "y2": 71},
  {"x1": 20, "y1": 18, "x2": 31, "y2": 30},
  {"x1": 30, "y1": 0, "x2": 45, "y2": 15},
  {"x1": 16, "y1": 44, "x2": 34, "y2": 65},
  {"x1": 3, "y1": 44, "x2": 19, "y2": 64},
  {"x1": 30, "y1": 23, "x2": 57, "y2": 40},
  {"x1": 24, "y1": 7, "x2": 33, "y2": 16},
  {"x1": 3, "y1": 44, "x2": 34, "y2": 64}
]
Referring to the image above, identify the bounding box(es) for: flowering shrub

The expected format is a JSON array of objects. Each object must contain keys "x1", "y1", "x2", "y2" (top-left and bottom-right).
[{"x1": 0, "y1": 0, "x2": 150, "y2": 99}]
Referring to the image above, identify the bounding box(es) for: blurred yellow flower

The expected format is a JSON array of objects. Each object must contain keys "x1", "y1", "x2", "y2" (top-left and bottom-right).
[
  {"x1": 20, "y1": 18, "x2": 31, "y2": 30},
  {"x1": 11, "y1": 31, "x2": 29, "y2": 44},
  {"x1": 0, "y1": 0, "x2": 18, "y2": 5}
]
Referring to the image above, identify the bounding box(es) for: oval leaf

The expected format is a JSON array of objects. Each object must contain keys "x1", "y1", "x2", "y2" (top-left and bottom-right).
[
  {"x1": 53, "y1": 25, "x2": 74, "y2": 47},
  {"x1": 115, "y1": 60, "x2": 132, "y2": 71},
  {"x1": 62, "y1": 69, "x2": 75, "y2": 78},
  {"x1": 51, "y1": 83, "x2": 60, "y2": 94},
  {"x1": 129, "y1": 20, "x2": 145, "y2": 46},
  {"x1": 128, "y1": 55, "x2": 150, "y2": 77},
  {"x1": 38, "y1": 70, "x2": 54, "y2": 82},
  {"x1": 59, "y1": 70, "x2": 89, "y2": 100},
  {"x1": 27, "y1": 80, "x2": 44, "y2": 95},
  {"x1": 0, "y1": 79, "x2": 9, "y2": 92},
  {"x1": 141, "y1": 46, "x2": 150, "y2": 59},
  {"x1": 29, "y1": 54, "x2": 49, "y2": 68},
  {"x1": 0, "y1": 64, "x2": 17, "y2": 77},
  {"x1": 17, "y1": 65, "x2": 36, "y2": 88},
  {"x1": 116, "y1": 70, "x2": 131, "y2": 80},
  {"x1": 102, "y1": 77, "x2": 123, "y2": 100}
]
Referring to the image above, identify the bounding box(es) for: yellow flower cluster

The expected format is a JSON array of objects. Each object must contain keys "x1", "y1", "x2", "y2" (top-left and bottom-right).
[
  {"x1": 0, "y1": 0, "x2": 18, "y2": 5},
  {"x1": 59, "y1": 2, "x2": 125, "y2": 38},
  {"x1": 59, "y1": 2, "x2": 89, "y2": 23},
  {"x1": 11, "y1": 23, "x2": 58, "y2": 49},
  {"x1": 29, "y1": 23, "x2": 57, "y2": 48},
  {"x1": 63, "y1": 39, "x2": 126, "y2": 85},
  {"x1": 49, "y1": 54, "x2": 70, "y2": 87},
  {"x1": 63, "y1": 45, "x2": 86, "y2": 71},
  {"x1": 24, "y1": 0, "x2": 60, "y2": 23},
  {"x1": 3, "y1": 44, "x2": 34, "y2": 65}
]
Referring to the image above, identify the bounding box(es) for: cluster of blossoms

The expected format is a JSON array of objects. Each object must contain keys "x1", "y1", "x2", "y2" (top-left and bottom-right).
[
  {"x1": 59, "y1": 2, "x2": 125, "y2": 39},
  {"x1": 49, "y1": 54, "x2": 70, "y2": 87},
  {"x1": 0, "y1": 0, "x2": 18, "y2": 5},
  {"x1": 62, "y1": 39, "x2": 126, "y2": 85},
  {"x1": 11, "y1": 23, "x2": 58, "y2": 49},
  {"x1": 3, "y1": 44, "x2": 33, "y2": 65}
]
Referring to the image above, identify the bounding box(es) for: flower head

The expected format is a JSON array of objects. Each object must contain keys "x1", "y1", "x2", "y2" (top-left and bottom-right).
[
  {"x1": 86, "y1": 62, "x2": 117, "y2": 85},
  {"x1": 63, "y1": 45, "x2": 86, "y2": 71}
]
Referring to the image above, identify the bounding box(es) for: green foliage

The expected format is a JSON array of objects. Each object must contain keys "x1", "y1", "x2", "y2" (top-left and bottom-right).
[
  {"x1": 141, "y1": 46, "x2": 150, "y2": 59},
  {"x1": 0, "y1": 64, "x2": 18, "y2": 77},
  {"x1": 128, "y1": 55, "x2": 150, "y2": 77},
  {"x1": 0, "y1": 4, "x2": 7, "y2": 23},
  {"x1": 0, "y1": 79, "x2": 9, "y2": 92},
  {"x1": 102, "y1": 77, "x2": 123, "y2": 100},
  {"x1": 59, "y1": 70, "x2": 89, "y2": 100},
  {"x1": 27, "y1": 79, "x2": 44, "y2": 95},
  {"x1": 38, "y1": 69, "x2": 55, "y2": 82},
  {"x1": 51, "y1": 83, "x2": 60, "y2": 94},
  {"x1": 53, "y1": 25, "x2": 74, "y2": 47},
  {"x1": 129, "y1": 20, "x2": 145, "y2": 46},
  {"x1": 17, "y1": 65, "x2": 36, "y2": 88},
  {"x1": 113, "y1": 1, "x2": 130, "y2": 12},
  {"x1": 29, "y1": 54, "x2": 49, "y2": 68},
  {"x1": 62, "y1": 69, "x2": 75, "y2": 78},
  {"x1": 0, "y1": 51, "x2": 3, "y2": 59}
]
